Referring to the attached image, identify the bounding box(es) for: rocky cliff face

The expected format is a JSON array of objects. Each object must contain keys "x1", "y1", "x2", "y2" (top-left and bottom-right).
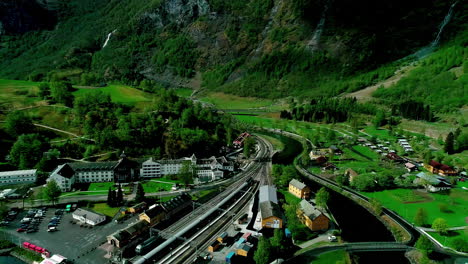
[{"x1": 0, "y1": 0, "x2": 56, "y2": 35}]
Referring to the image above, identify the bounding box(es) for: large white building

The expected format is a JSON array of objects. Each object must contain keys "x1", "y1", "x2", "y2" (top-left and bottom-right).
[
  {"x1": 0, "y1": 169, "x2": 37, "y2": 185},
  {"x1": 48, "y1": 164, "x2": 76, "y2": 192},
  {"x1": 140, "y1": 154, "x2": 234, "y2": 182},
  {"x1": 48, "y1": 154, "x2": 140, "y2": 192},
  {"x1": 68, "y1": 162, "x2": 116, "y2": 183}
]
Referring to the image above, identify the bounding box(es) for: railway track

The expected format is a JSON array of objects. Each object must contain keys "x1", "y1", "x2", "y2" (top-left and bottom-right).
[{"x1": 130, "y1": 135, "x2": 273, "y2": 264}]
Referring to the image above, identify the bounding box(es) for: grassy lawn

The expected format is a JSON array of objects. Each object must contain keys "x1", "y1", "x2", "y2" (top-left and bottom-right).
[
  {"x1": 88, "y1": 182, "x2": 115, "y2": 191},
  {"x1": 60, "y1": 190, "x2": 108, "y2": 197},
  {"x1": 200, "y1": 92, "x2": 282, "y2": 110},
  {"x1": 141, "y1": 181, "x2": 173, "y2": 192},
  {"x1": 364, "y1": 127, "x2": 397, "y2": 141},
  {"x1": 428, "y1": 230, "x2": 468, "y2": 250},
  {"x1": 73, "y1": 84, "x2": 153, "y2": 104},
  {"x1": 175, "y1": 88, "x2": 192, "y2": 97},
  {"x1": 363, "y1": 188, "x2": 468, "y2": 227},
  {"x1": 0, "y1": 79, "x2": 42, "y2": 110},
  {"x1": 279, "y1": 189, "x2": 302, "y2": 205},
  {"x1": 90, "y1": 202, "x2": 121, "y2": 217},
  {"x1": 258, "y1": 134, "x2": 285, "y2": 152},
  {"x1": 310, "y1": 250, "x2": 348, "y2": 264},
  {"x1": 350, "y1": 145, "x2": 380, "y2": 161}
]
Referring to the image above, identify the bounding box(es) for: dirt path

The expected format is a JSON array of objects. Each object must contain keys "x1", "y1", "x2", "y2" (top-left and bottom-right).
[
  {"x1": 343, "y1": 64, "x2": 416, "y2": 102},
  {"x1": 33, "y1": 123, "x2": 96, "y2": 142}
]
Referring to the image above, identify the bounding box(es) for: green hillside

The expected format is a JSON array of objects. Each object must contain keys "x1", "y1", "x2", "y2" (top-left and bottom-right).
[{"x1": 1, "y1": 0, "x2": 466, "y2": 102}]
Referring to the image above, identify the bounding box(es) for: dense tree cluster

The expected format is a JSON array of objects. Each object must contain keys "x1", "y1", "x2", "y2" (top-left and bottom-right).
[
  {"x1": 391, "y1": 100, "x2": 434, "y2": 122},
  {"x1": 281, "y1": 98, "x2": 376, "y2": 123},
  {"x1": 73, "y1": 89, "x2": 234, "y2": 157}
]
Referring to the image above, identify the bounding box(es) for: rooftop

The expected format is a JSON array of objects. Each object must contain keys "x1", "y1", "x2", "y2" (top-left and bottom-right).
[
  {"x1": 68, "y1": 161, "x2": 117, "y2": 171},
  {"x1": 259, "y1": 201, "x2": 282, "y2": 219},
  {"x1": 259, "y1": 185, "x2": 278, "y2": 204},
  {"x1": 73, "y1": 208, "x2": 105, "y2": 222},
  {"x1": 0, "y1": 169, "x2": 37, "y2": 177},
  {"x1": 299, "y1": 200, "x2": 327, "y2": 220},
  {"x1": 289, "y1": 179, "x2": 307, "y2": 190}
]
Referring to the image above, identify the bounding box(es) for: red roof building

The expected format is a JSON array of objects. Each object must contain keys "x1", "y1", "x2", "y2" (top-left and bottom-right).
[{"x1": 425, "y1": 160, "x2": 457, "y2": 176}]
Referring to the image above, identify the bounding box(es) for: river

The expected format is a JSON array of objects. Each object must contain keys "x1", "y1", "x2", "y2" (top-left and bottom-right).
[{"x1": 268, "y1": 134, "x2": 410, "y2": 263}]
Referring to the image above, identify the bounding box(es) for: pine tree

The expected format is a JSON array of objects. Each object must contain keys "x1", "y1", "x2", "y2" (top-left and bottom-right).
[
  {"x1": 107, "y1": 187, "x2": 114, "y2": 207},
  {"x1": 444, "y1": 132, "x2": 454, "y2": 154},
  {"x1": 117, "y1": 185, "x2": 123, "y2": 206},
  {"x1": 414, "y1": 208, "x2": 428, "y2": 226},
  {"x1": 135, "y1": 183, "x2": 145, "y2": 203}
]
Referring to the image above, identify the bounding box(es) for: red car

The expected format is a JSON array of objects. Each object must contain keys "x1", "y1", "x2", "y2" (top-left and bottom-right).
[{"x1": 16, "y1": 228, "x2": 26, "y2": 232}]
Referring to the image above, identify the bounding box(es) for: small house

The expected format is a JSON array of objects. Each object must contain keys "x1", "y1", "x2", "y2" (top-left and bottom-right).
[
  {"x1": 297, "y1": 200, "x2": 329, "y2": 231},
  {"x1": 425, "y1": 160, "x2": 457, "y2": 176},
  {"x1": 217, "y1": 232, "x2": 228, "y2": 243},
  {"x1": 128, "y1": 202, "x2": 147, "y2": 214},
  {"x1": 345, "y1": 168, "x2": 359, "y2": 182},
  {"x1": 208, "y1": 240, "x2": 220, "y2": 252},
  {"x1": 405, "y1": 163, "x2": 417, "y2": 172},
  {"x1": 139, "y1": 204, "x2": 166, "y2": 226},
  {"x1": 242, "y1": 232, "x2": 251, "y2": 242},
  {"x1": 226, "y1": 252, "x2": 235, "y2": 263},
  {"x1": 72, "y1": 208, "x2": 106, "y2": 226},
  {"x1": 236, "y1": 243, "x2": 252, "y2": 257},
  {"x1": 329, "y1": 145, "x2": 343, "y2": 155},
  {"x1": 288, "y1": 179, "x2": 311, "y2": 199},
  {"x1": 386, "y1": 153, "x2": 404, "y2": 163},
  {"x1": 322, "y1": 163, "x2": 338, "y2": 171}
]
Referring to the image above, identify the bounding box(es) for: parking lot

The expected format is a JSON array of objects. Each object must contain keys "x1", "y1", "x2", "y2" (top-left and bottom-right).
[{"x1": 1, "y1": 206, "x2": 140, "y2": 264}]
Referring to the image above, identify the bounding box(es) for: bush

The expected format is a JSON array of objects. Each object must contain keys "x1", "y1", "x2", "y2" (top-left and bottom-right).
[
  {"x1": 0, "y1": 240, "x2": 15, "y2": 249},
  {"x1": 452, "y1": 238, "x2": 468, "y2": 253}
]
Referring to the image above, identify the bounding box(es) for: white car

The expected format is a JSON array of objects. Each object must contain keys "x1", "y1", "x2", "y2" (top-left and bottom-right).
[
  {"x1": 328, "y1": 235, "x2": 337, "y2": 242},
  {"x1": 47, "y1": 227, "x2": 57, "y2": 232}
]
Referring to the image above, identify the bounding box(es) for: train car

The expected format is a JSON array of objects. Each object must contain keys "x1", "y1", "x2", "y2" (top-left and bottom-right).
[{"x1": 135, "y1": 236, "x2": 158, "y2": 255}]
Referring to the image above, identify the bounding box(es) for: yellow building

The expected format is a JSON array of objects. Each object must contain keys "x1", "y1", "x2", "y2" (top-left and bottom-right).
[
  {"x1": 139, "y1": 205, "x2": 166, "y2": 226},
  {"x1": 297, "y1": 200, "x2": 329, "y2": 231},
  {"x1": 288, "y1": 179, "x2": 311, "y2": 199},
  {"x1": 259, "y1": 185, "x2": 282, "y2": 229}
]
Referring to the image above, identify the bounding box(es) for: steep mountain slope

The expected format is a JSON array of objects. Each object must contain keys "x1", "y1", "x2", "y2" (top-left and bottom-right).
[{"x1": 0, "y1": 0, "x2": 466, "y2": 101}]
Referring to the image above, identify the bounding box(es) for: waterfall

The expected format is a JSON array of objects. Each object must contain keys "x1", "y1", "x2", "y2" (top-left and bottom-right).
[
  {"x1": 413, "y1": 1, "x2": 459, "y2": 58},
  {"x1": 431, "y1": 1, "x2": 458, "y2": 47},
  {"x1": 307, "y1": 1, "x2": 331, "y2": 51},
  {"x1": 102, "y1": 29, "x2": 117, "y2": 48}
]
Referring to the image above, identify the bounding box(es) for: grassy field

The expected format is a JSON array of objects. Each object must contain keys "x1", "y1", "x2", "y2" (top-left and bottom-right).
[
  {"x1": 0, "y1": 79, "x2": 42, "y2": 110},
  {"x1": 141, "y1": 181, "x2": 173, "y2": 192},
  {"x1": 428, "y1": 230, "x2": 468, "y2": 250},
  {"x1": 175, "y1": 88, "x2": 193, "y2": 97},
  {"x1": 199, "y1": 92, "x2": 284, "y2": 110},
  {"x1": 258, "y1": 134, "x2": 285, "y2": 152},
  {"x1": 279, "y1": 189, "x2": 301, "y2": 205},
  {"x1": 73, "y1": 85, "x2": 153, "y2": 104},
  {"x1": 90, "y1": 202, "x2": 121, "y2": 217},
  {"x1": 363, "y1": 127, "x2": 397, "y2": 141},
  {"x1": 363, "y1": 187, "x2": 468, "y2": 227},
  {"x1": 310, "y1": 250, "x2": 348, "y2": 264}
]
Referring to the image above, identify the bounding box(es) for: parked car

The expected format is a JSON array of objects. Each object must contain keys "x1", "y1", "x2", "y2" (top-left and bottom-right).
[
  {"x1": 20, "y1": 218, "x2": 31, "y2": 223},
  {"x1": 47, "y1": 227, "x2": 57, "y2": 232},
  {"x1": 26, "y1": 228, "x2": 37, "y2": 233},
  {"x1": 47, "y1": 222, "x2": 58, "y2": 227},
  {"x1": 0, "y1": 221, "x2": 9, "y2": 226},
  {"x1": 16, "y1": 228, "x2": 26, "y2": 232},
  {"x1": 328, "y1": 235, "x2": 337, "y2": 242}
]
